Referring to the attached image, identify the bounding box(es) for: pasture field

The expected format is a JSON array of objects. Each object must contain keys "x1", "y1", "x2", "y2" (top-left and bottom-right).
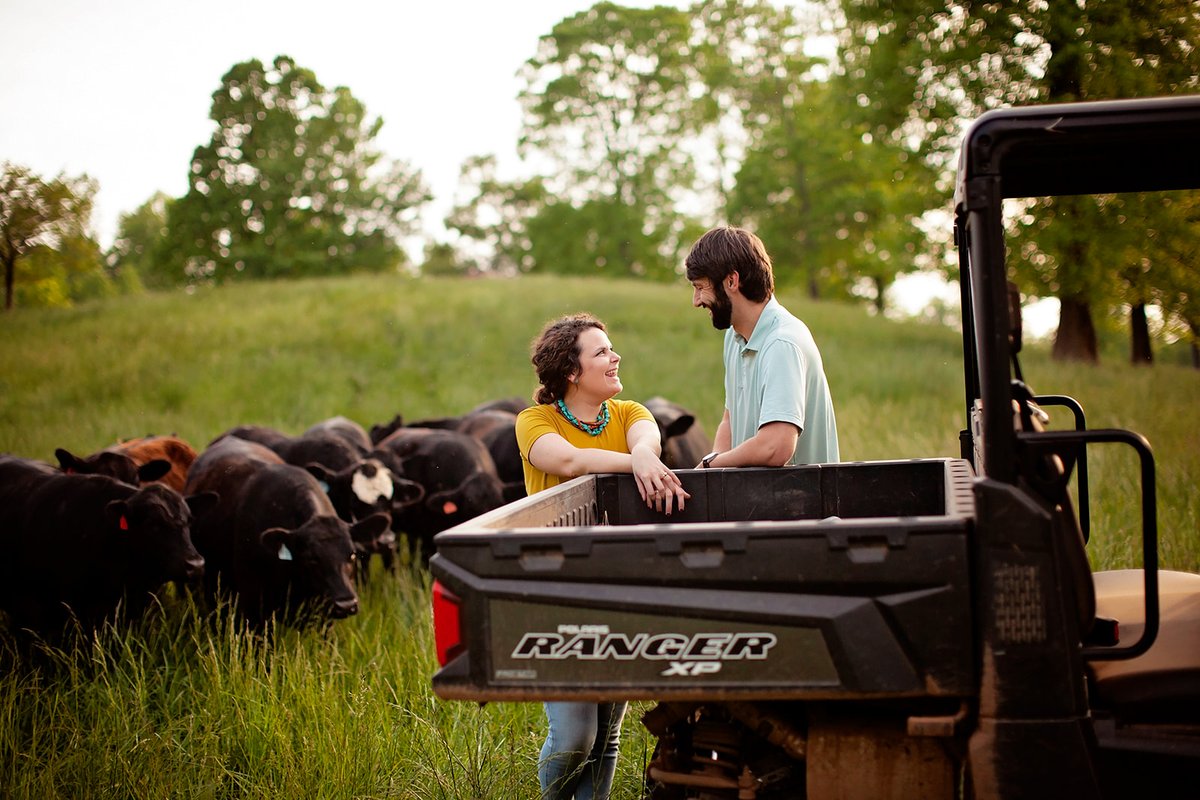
[{"x1": 1, "y1": 273, "x2": 1198, "y2": 798}]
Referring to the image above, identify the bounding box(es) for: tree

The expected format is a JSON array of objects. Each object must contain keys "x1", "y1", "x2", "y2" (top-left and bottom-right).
[
  {"x1": 834, "y1": 0, "x2": 1200, "y2": 361},
  {"x1": 163, "y1": 55, "x2": 430, "y2": 285},
  {"x1": 1126, "y1": 190, "x2": 1200, "y2": 368},
  {"x1": 692, "y1": 0, "x2": 936, "y2": 308},
  {"x1": 107, "y1": 191, "x2": 170, "y2": 290},
  {"x1": 420, "y1": 241, "x2": 479, "y2": 278},
  {"x1": 444, "y1": 155, "x2": 549, "y2": 275},
  {"x1": 517, "y1": 2, "x2": 707, "y2": 278},
  {"x1": 0, "y1": 163, "x2": 100, "y2": 310}
]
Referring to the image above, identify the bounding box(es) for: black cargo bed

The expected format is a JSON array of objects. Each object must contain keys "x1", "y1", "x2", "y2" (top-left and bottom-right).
[{"x1": 431, "y1": 459, "x2": 976, "y2": 702}]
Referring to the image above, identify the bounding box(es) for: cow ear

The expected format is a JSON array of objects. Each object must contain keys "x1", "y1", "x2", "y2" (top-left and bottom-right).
[
  {"x1": 185, "y1": 491, "x2": 219, "y2": 519},
  {"x1": 350, "y1": 512, "x2": 391, "y2": 545},
  {"x1": 664, "y1": 414, "x2": 695, "y2": 439},
  {"x1": 369, "y1": 414, "x2": 404, "y2": 445},
  {"x1": 137, "y1": 459, "x2": 172, "y2": 483},
  {"x1": 56, "y1": 448, "x2": 82, "y2": 472},
  {"x1": 390, "y1": 477, "x2": 425, "y2": 510},
  {"x1": 425, "y1": 487, "x2": 459, "y2": 516},
  {"x1": 104, "y1": 499, "x2": 131, "y2": 532},
  {"x1": 260, "y1": 527, "x2": 294, "y2": 561},
  {"x1": 305, "y1": 463, "x2": 332, "y2": 492}
]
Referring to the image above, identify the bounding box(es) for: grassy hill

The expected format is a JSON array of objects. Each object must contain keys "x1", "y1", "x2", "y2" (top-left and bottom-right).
[
  {"x1": 1, "y1": 272, "x2": 1195, "y2": 570},
  {"x1": 1, "y1": 273, "x2": 1197, "y2": 798}
]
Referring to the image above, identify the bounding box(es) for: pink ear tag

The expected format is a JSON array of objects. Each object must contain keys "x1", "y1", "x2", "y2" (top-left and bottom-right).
[
  {"x1": 442, "y1": 501, "x2": 458, "y2": 515},
  {"x1": 119, "y1": 515, "x2": 129, "y2": 531}
]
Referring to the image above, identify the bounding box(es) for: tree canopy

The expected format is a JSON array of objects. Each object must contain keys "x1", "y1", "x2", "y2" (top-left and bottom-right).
[
  {"x1": 834, "y1": 0, "x2": 1200, "y2": 360},
  {"x1": 162, "y1": 55, "x2": 431, "y2": 285},
  {"x1": 0, "y1": 163, "x2": 104, "y2": 310},
  {"x1": 514, "y1": 2, "x2": 708, "y2": 278},
  {"x1": 19, "y1": 4, "x2": 1195, "y2": 365}
]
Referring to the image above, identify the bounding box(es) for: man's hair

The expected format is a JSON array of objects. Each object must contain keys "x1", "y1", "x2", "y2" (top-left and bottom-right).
[
  {"x1": 684, "y1": 226, "x2": 774, "y2": 303},
  {"x1": 530, "y1": 313, "x2": 607, "y2": 405}
]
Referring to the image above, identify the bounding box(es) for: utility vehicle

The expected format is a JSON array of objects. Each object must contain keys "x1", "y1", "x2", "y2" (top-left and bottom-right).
[{"x1": 429, "y1": 95, "x2": 1200, "y2": 799}]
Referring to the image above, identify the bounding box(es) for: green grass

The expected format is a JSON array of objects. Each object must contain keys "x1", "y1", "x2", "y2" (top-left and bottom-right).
[{"x1": 1, "y1": 273, "x2": 1198, "y2": 798}]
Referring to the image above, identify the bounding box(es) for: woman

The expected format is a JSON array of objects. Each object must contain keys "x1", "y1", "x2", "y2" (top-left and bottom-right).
[{"x1": 516, "y1": 313, "x2": 689, "y2": 800}]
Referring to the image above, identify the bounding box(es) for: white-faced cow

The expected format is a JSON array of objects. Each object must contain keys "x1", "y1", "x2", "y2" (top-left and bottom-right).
[
  {"x1": 0, "y1": 455, "x2": 213, "y2": 640},
  {"x1": 184, "y1": 437, "x2": 389, "y2": 625},
  {"x1": 211, "y1": 425, "x2": 423, "y2": 573}
]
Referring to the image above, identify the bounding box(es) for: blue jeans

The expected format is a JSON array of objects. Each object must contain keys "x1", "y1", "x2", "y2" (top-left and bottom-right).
[{"x1": 539, "y1": 700, "x2": 628, "y2": 800}]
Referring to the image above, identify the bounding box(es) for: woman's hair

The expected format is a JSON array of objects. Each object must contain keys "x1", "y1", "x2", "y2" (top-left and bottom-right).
[
  {"x1": 684, "y1": 226, "x2": 774, "y2": 303},
  {"x1": 530, "y1": 313, "x2": 607, "y2": 405}
]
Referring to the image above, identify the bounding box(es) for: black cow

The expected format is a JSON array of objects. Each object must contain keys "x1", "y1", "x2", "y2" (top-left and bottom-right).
[
  {"x1": 370, "y1": 427, "x2": 507, "y2": 559},
  {"x1": 408, "y1": 409, "x2": 525, "y2": 502},
  {"x1": 644, "y1": 396, "x2": 712, "y2": 469},
  {"x1": 211, "y1": 426, "x2": 424, "y2": 571},
  {"x1": 184, "y1": 437, "x2": 285, "y2": 595},
  {"x1": 0, "y1": 455, "x2": 213, "y2": 639},
  {"x1": 370, "y1": 396, "x2": 528, "y2": 469},
  {"x1": 470, "y1": 396, "x2": 531, "y2": 416},
  {"x1": 303, "y1": 416, "x2": 372, "y2": 453},
  {"x1": 459, "y1": 410, "x2": 525, "y2": 501},
  {"x1": 184, "y1": 437, "x2": 389, "y2": 625}
]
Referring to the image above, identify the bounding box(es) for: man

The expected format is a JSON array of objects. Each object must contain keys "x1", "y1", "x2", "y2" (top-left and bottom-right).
[{"x1": 686, "y1": 226, "x2": 839, "y2": 468}]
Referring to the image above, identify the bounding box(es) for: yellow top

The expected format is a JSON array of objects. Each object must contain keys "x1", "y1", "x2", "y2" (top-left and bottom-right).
[{"x1": 515, "y1": 399, "x2": 655, "y2": 496}]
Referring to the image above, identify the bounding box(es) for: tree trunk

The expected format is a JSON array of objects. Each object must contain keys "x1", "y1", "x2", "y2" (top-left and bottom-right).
[
  {"x1": 3, "y1": 252, "x2": 14, "y2": 311},
  {"x1": 1191, "y1": 322, "x2": 1200, "y2": 370},
  {"x1": 1052, "y1": 296, "x2": 1099, "y2": 363},
  {"x1": 1129, "y1": 303, "x2": 1153, "y2": 365}
]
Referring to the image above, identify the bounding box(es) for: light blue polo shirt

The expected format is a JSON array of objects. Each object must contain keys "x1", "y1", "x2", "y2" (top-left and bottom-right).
[{"x1": 723, "y1": 296, "x2": 840, "y2": 465}]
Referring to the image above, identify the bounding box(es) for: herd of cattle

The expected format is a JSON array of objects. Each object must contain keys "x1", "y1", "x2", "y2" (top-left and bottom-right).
[{"x1": 0, "y1": 396, "x2": 710, "y2": 641}]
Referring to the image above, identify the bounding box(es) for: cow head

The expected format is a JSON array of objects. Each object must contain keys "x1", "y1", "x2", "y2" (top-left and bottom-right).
[
  {"x1": 347, "y1": 511, "x2": 393, "y2": 562},
  {"x1": 58, "y1": 448, "x2": 173, "y2": 485},
  {"x1": 645, "y1": 397, "x2": 711, "y2": 469},
  {"x1": 424, "y1": 471, "x2": 504, "y2": 529},
  {"x1": 259, "y1": 515, "x2": 360, "y2": 619},
  {"x1": 306, "y1": 459, "x2": 424, "y2": 524},
  {"x1": 104, "y1": 484, "x2": 213, "y2": 589}
]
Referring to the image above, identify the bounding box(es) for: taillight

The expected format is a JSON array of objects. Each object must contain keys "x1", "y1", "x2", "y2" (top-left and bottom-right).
[{"x1": 432, "y1": 580, "x2": 465, "y2": 666}]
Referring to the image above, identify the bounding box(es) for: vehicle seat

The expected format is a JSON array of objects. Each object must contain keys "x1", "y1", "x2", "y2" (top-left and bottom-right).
[{"x1": 1087, "y1": 569, "x2": 1200, "y2": 722}]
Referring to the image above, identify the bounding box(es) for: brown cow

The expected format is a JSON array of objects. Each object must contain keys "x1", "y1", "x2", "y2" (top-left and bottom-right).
[
  {"x1": 112, "y1": 436, "x2": 198, "y2": 492},
  {"x1": 55, "y1": 435, "x2": 198, "y2": 492}
]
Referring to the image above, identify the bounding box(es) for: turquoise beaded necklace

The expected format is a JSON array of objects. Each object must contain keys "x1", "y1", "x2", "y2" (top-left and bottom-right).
[{"x1": 556, "y1": 398, "x2": 611, "y2": 436}]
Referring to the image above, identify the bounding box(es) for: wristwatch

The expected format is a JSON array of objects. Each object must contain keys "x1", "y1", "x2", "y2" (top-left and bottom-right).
[{"x1": 700, "y1": 451, "x2": 719, "y2": 469}]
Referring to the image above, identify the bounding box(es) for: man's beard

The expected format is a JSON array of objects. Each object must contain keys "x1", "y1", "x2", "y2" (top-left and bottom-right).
[{"x1": 707, "y1": 283, "x2": 733, "y2": 330}]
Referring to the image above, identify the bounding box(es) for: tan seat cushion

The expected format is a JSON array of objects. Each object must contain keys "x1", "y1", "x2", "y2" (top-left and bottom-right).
[{"x1": 1087, "y1": 569, "x2": 1200, "y2": 718}]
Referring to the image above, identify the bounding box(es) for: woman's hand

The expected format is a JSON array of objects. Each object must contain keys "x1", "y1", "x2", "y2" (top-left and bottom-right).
[{"x1": 632, "y1": 442, "x2": 689, "y2": 515}]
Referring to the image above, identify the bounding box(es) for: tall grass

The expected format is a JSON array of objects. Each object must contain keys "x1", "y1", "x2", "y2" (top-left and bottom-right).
[
  {"x1": 0, "y1": 563, "x2": 629, "y2": 799},
  {"x1": 1, "y1": 273, "x2": 1197, "y2": 797}
]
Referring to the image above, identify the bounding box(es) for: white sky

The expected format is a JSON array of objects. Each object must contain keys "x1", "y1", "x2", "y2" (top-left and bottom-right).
[{"x1": 0, "y1": 0, "x2": 680, "y2": 252}]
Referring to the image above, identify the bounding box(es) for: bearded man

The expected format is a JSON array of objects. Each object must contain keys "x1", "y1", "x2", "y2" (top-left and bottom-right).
[{"x1": 685, "y1": 226, "x2": 840, "y2": 469}]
